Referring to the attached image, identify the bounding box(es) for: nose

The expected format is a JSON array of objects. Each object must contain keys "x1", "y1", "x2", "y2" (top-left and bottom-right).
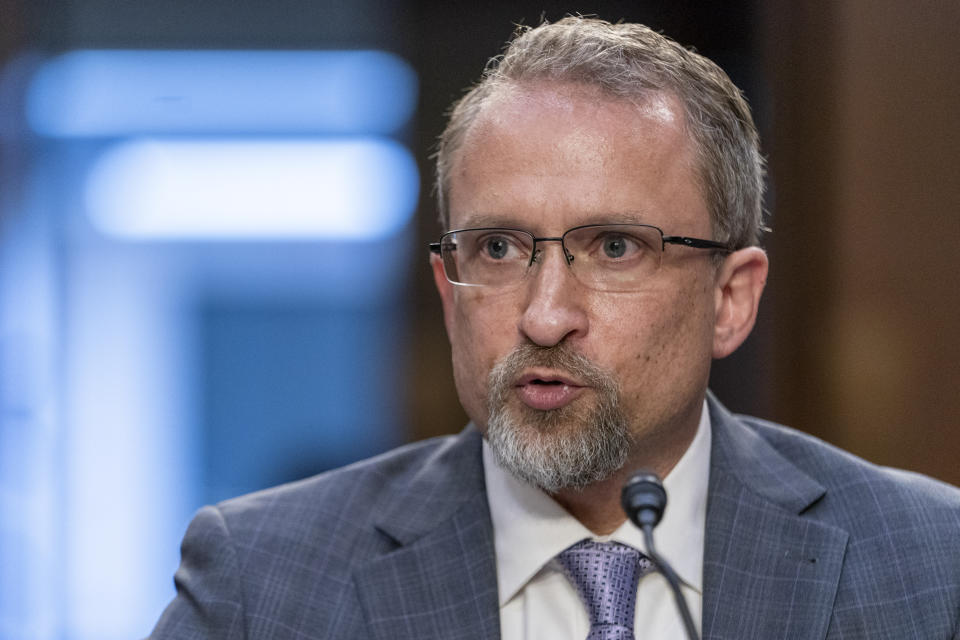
[{"x1": 519, "y1": 242, "x2": 589, "y2": 347}]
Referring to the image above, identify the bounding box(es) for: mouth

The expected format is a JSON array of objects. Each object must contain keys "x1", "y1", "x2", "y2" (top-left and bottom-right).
[{"x1": 513, "y1": 371, "x2": 587, "y2": 411}]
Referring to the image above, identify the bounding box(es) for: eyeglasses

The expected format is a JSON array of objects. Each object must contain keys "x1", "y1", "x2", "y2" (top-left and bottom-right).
[{"x1": 429, "y1": 223, "x2": 731, "y2": 292}]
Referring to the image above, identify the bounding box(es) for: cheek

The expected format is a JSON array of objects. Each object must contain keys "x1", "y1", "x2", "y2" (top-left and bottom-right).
[
  {"x1": 598, "y1": 286, "x2": 715, "y2": 401},
  {"x1": 451, "y1": 291, "x2": 510, "y2": 358},
  {"x1": 448, "y1": 291, "x2": 520, "y2": 419}
]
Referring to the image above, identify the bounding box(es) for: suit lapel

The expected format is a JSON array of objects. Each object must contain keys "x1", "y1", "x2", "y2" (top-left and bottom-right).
[
  {"x1": 350, "y1": 403, "x2": 852, "y2": 639},
  {"x1": 701, "y1": 397, "x2": 848, "y2": 640},
  {"x1": 353, "y1": 427, "x2": 501, "y2": 640}
]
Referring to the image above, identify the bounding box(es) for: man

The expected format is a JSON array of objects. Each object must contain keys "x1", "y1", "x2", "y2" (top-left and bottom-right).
[{"x1": 149, "y1": 17, "x2": 960, "y2": 639}]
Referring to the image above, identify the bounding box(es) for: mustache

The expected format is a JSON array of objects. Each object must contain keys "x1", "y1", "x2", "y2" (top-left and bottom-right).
[{"x1": 488, "y1": 343, "x2": 618, "y2": 400}]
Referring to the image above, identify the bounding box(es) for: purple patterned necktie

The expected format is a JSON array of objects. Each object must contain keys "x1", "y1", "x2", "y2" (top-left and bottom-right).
[{"x1": 556, "y1": 540, "x2": 652, "y2": 640}]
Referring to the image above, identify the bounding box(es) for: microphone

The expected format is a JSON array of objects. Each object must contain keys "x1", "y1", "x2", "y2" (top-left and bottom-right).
[{"x1": 621, "y1": 471, "x2": 700, "y2": 640}]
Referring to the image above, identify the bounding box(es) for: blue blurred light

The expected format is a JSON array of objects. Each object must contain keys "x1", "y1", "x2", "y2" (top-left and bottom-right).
[
  {"x1": 84, "y1": 138, "x2": 419, "y2": 240},
  {"x1": 25, "y1": 50, "x2": 417, "y2": 136}
]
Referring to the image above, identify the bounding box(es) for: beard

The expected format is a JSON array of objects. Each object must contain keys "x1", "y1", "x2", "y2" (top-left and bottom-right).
[{"x1": 484, "y1": 343, "x2": 631, "y2": 493}]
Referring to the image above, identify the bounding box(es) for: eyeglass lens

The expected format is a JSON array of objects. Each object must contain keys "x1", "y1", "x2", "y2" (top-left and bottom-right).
[{"x1": 440, "y1": 225, "x2": 665, "y2": 291}]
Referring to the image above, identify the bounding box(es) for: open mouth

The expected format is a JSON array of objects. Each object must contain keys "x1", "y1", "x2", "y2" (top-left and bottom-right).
[
  {"x1": 515, "y1": 372, "x2": 582, "y2": 388},
  {"x1": 514, "y1": 372, "x2": 585, "y2": 410}
]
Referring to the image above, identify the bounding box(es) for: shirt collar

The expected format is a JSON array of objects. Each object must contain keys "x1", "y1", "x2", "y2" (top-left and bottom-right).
[{"x1": 484, "y1": 400, "x2": 711, "y2": 606}]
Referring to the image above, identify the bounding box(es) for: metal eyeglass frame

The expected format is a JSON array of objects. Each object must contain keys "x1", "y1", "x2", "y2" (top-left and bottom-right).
[{"x1": 429, "y1": 223, "x2": 731, "y2": 275}]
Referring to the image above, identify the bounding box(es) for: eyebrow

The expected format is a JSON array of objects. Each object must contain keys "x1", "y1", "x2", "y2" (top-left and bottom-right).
[
  {"x1": 451, "y1": 213, "x2": 522, "y2": 230},
  {"x1": 451, "y1": 211, "x2": 652, "y2": 231},
  {"x1": 582, "y1": 212, "x2": 650, "y2": 226}
]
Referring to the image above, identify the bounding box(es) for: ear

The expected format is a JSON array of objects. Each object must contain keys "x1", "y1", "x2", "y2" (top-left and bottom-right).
[
  {"x1": 712, "y1": 247, "x2": 768, "y2": 358},
  {"x1": 431, "y1": 252, "x2": 457, "y2": 337}
]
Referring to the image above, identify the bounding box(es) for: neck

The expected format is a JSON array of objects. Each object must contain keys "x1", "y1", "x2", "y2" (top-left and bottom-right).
[{"x1": 550, "y1": 471, "x2": 635, "y2": 535}]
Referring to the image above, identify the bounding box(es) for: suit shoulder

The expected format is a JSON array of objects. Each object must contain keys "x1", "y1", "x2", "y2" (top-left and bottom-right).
[
  {"x1": 214, "y1": 430, "x2": 473, "y2": 531},
  {"x1": 161, "y1": 430, "x2": 483, "y2": 636},
  {"x1": 737, "y1": 413, "x2": 960, "y2": 523}
]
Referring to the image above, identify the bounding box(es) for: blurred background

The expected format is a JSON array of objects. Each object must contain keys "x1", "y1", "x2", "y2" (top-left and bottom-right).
[{"x1": 0, "y1": 1, "x2": 957, "y2": 638}]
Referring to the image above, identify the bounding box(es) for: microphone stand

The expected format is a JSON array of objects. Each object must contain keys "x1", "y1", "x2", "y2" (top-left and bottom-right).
[{"x1": 621, "y1": 471, "x2": 701, "y2": 640}]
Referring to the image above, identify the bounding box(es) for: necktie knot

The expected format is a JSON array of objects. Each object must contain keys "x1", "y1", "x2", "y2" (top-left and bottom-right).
[{"x1": 556, "y1": 540, "x2": 652, "y2": 640}]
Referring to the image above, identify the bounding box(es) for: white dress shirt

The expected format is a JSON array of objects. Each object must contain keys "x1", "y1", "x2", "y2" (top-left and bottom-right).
[{"x1": 484, "y1": 401, "x2": 711, "y2": 639}]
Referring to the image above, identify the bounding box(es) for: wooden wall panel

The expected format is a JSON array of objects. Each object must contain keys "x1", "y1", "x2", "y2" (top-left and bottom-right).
[{"x1": 765, "y1": 1, "x2": 960, "y2": 484}]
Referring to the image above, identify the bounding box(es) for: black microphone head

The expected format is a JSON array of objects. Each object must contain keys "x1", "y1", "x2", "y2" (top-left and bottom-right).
[{"x1": 621, "y1": 471, "x2": 667, "y2": 529}]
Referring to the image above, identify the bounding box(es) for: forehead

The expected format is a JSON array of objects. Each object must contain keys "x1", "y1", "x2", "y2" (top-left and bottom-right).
[{"x1": 448, "y1": 82, "x2": 707, "y2": 233}]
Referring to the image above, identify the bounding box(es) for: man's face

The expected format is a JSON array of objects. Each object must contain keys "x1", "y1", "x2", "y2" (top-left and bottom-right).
[{"x1": 433, "y1": 82, "x2": 722, "y2": 483}]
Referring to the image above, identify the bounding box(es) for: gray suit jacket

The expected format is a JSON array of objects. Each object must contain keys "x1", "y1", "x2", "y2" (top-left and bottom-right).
[{"x1": 149, "y1": 396, "x2": 960, "y2": 638}]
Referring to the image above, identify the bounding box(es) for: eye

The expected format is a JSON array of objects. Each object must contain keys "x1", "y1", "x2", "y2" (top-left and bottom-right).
[
  {"x1": 602, "y1": 235, "x2": 630, "y2": 259},
  {"x1": 486, "y1": 236, "x2": 510, "y2": 259},
  {"x1": 597, "y1": 232, "x2": 645, "y2": 260},
  {"x1": 473, "y1": 232, "x2": 527, "y2": 261}
]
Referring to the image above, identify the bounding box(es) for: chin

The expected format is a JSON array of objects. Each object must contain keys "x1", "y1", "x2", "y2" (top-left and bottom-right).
[{"x1": 485, "y1": 401, "x2": 631, "y2": 492}]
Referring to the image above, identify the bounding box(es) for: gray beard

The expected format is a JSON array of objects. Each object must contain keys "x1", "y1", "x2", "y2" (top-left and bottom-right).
[{"x1": 484, "y1": 343, "x2": 631, "y2": 493}]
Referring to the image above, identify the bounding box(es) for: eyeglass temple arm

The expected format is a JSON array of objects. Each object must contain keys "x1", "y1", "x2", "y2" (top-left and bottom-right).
[
  {"x1": 662, "y1": 236, "x2": 732, "y2": 252},
  {"x1": 429, "y1": 241, "x2": 459, "y2": 253}
]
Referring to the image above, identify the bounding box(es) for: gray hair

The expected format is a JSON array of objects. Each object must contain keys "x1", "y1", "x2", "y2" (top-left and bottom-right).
[{"x1": 434, "y1": 16, "x2": 767, "y2": 248}]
